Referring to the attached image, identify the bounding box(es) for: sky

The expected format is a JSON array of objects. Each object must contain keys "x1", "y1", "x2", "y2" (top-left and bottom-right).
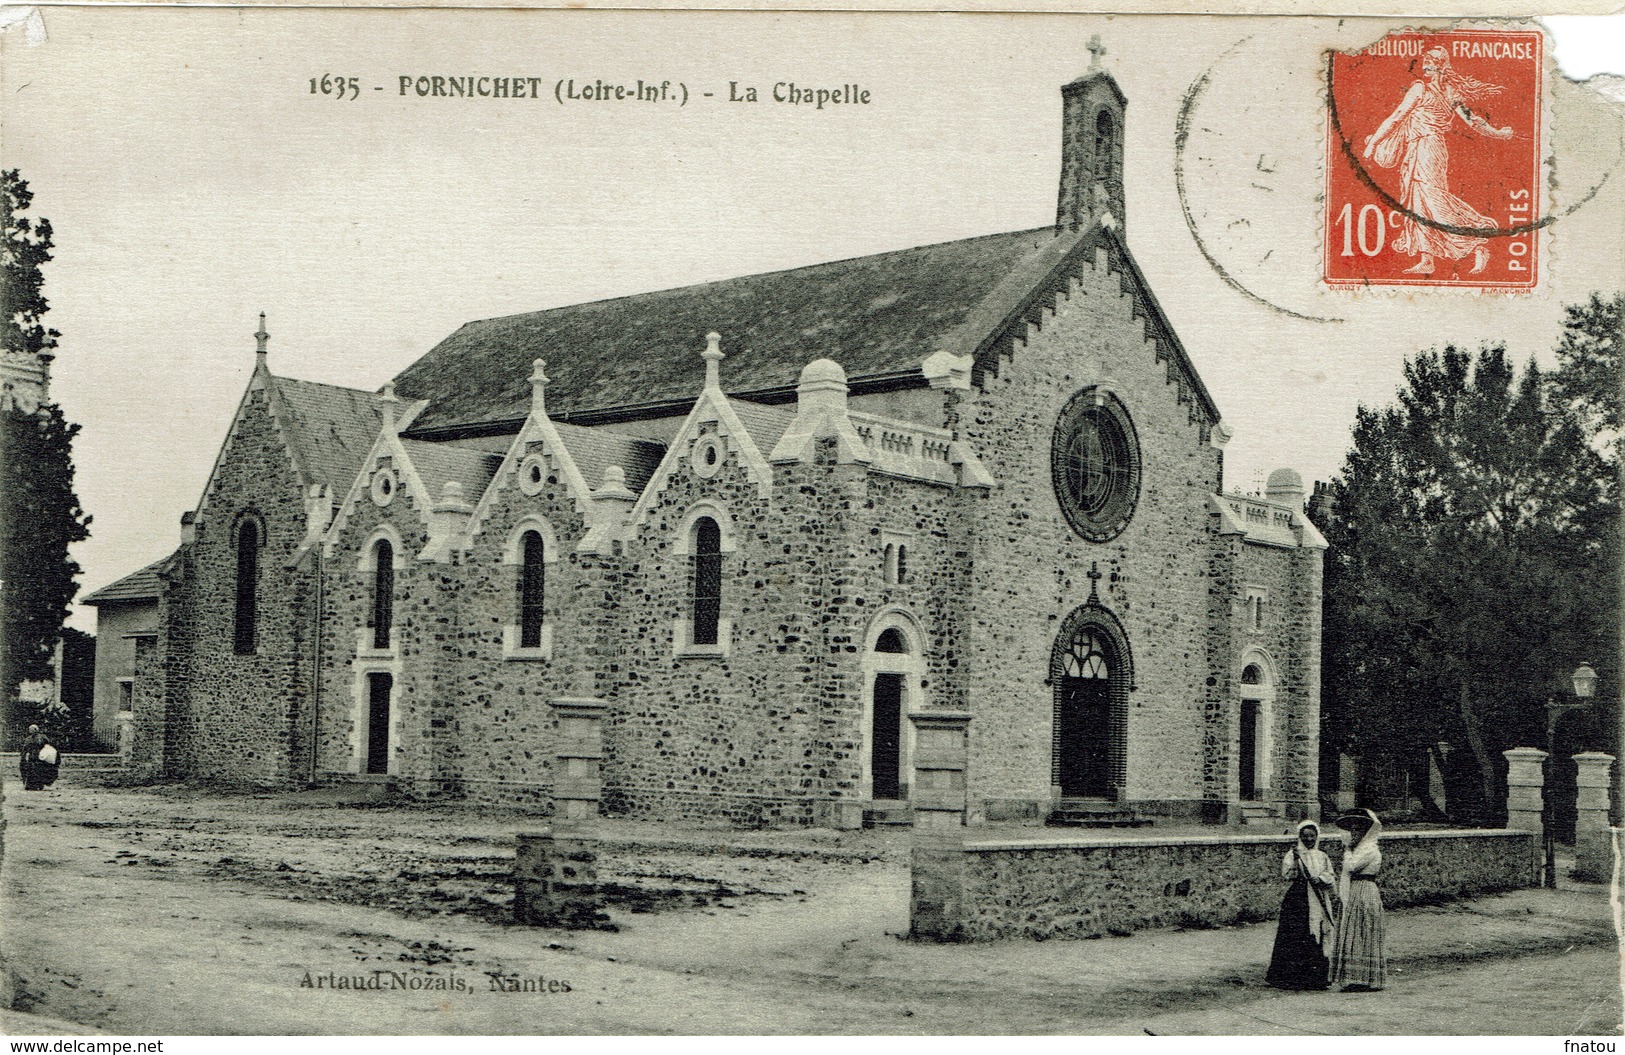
[{"x1": 0, "y1": 9, "x2": 1620, "y2": 632}]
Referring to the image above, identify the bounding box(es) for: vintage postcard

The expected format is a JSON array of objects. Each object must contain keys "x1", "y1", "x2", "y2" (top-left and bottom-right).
[{"x1": 1, "y1": 5, "x2": 1621, "y2": 1042}]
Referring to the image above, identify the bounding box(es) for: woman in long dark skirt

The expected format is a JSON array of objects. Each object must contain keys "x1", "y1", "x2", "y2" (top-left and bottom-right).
[{"x1": 1266, "y1": 820, "x2": 1337, "y2": 990}]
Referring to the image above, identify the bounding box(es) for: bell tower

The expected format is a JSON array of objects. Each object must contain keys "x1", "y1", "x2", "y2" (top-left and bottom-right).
[{"x1": 1055, "y1": 35, "x2": 1127, "y2": 234}]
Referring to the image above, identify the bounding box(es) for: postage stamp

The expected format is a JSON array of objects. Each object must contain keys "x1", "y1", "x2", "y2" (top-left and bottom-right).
[{"x1": 1325, "y1": 30, "x2": 1544, "y2": 290}]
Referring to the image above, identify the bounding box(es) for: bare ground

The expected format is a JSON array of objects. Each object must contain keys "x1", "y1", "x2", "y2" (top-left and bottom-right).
[{"x1": 2, "y1": 779, "x2": 1619, "y2": 1035}]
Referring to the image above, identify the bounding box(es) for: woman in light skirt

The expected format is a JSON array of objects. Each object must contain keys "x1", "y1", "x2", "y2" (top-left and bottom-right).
[{"x1": 1331, "y1": 808, "x2": 1386, "y2": 991}]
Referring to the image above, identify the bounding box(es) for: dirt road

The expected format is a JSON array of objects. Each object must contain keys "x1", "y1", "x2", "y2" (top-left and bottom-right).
[{"x1": 3, "y1": 781, "x2": 1617, "y2": 1035}]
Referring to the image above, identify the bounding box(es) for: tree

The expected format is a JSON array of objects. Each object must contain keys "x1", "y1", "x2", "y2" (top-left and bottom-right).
[
  {"x1": 1, "y1": 171, "x2": 89, "y2": 729},
  {"x1": 1321, "y1": 328, "x2": 1619, "y2": 824},
  {"x1": 1548, "y1": 293, "x2": 1624, "y2": 462},
  {"x1": 2, "y1": 170, "x2": 60, "y2": 364}
]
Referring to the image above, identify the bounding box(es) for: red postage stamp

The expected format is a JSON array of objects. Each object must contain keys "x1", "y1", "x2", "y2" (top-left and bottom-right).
[{"x1": 1325, "y1": 30, "x2": 1543, "y2": 291}]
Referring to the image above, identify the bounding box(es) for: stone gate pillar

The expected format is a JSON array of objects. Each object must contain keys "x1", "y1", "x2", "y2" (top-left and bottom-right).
[
  {"x1": 550, "y1": 697, "x2": 606, "y2": 823},
  {"x1": 1503, "y1": 747, "x2": 1548, "y2": 883},
  {"x1": 514, "y1": 828, "x2": 604, "y2": 927},
  {"x1": 909, "y1": 711, "x2": 971, "y2": 829},
  {"x1": 1335, "y1": 752, "x2": 1357, "y2": 812},
  {"x1": 115, "y1": 711, "x2": 135, "y2": 761},
  {"x1": 1572, "y1": 752, "x2": 1615, "y2": 883}
]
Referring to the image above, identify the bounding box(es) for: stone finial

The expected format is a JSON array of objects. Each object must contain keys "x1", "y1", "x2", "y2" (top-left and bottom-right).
[
  {"x1": 254, "y1": 313, "x2": 269, "y2": 358},
  {"x1": 1087, "y1": 33, "x2": 1107, "y2": 70},
  {"x1": 1209, "y1": 421, "x2": 1234, "y2": 451},
  {"x1": 377, "y1": 381, "x2": 400, "y2": 433},
  {"x1": 769, "y1": 358, "x2": 872, "y2": 466},
  {"x1": 422, "y1": 478, "x2": 476, "y2": 563},
  {"x1": 179, "y1": 510, "x2": 197, "y2": 545},
  {"x1": 797, "y1": 358, "x2": 847, "y2": 402},
  {"x1": 596, "y1": 465, "x2": 636, "y2": 501},
  {"x1": 578, "y1": 465, "x2": 638, "y2": 557},
  {"x1": 530, "y1": 359, "x2": 550, "y2": 419},
  {"x1": 921, "y1": 351, "x2": 973, "y2": 391},
  {"x1": 702, "y1": 332, "x2": 725, "y2": 391},
  {"x1": 438, "y1": 480, "x2": 468, "y2": 509},
  {"x1": 1266, "y1": 468, "x2": 1307, "y2": 512}
]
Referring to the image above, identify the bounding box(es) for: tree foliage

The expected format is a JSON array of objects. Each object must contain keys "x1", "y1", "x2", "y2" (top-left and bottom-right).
[
  {"x1": 2, "y1": 169, "x2": 61, "y2": 361},
  {"x1": 1321, "y1": 315, "x2": 1620, "y2": 823},
  {"x1": 1, "y1": 171, "x2": 89, "y2": 728},
  {"x1": 1, "y1": 404, "x2": 90, "y2": 714},
  {"x1": 1549, "y1": 293, "x2": 1623, "y2": 461}
]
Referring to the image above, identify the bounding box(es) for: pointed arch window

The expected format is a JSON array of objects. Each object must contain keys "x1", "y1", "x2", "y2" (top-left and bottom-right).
[
  {"x1": 692, "y1": 516, "x2": 722, "y2": 646},
  {"x1": 518, "y1": 530, "x2": 545, "y2": 649},
  {"x1": 371, "y1": 538, "x2": 394, "y2": 651},
  {"x1": 234, "y1": 519, "x2": 259, "y2": 655},
  {"x1": 1062, "y1": 630, "x2": 1111, "y2": 679}
]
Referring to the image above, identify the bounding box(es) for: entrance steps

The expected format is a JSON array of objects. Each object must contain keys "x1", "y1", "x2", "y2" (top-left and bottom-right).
[
  {"x1": 862, "y1": 801, "x2": 915, "y2": 828},
  {"x1": 1238, "y1": 802, "x2": 1281, "y2": 826},
  {"x1": 1045, "y1": 799, "x2": 1152, "y2": 829}
]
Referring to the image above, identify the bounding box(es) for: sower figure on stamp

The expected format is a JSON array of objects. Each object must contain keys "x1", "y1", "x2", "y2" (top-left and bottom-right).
[
  {"x1": 1362, "y1": 46, "x2": 1515, "y2": 276},
  {"x1": 1266, "y1": 820, "x2": 1338, "y2": 990}
]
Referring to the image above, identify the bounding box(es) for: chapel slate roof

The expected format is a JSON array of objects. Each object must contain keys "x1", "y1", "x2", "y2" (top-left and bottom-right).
[
  {"x1": 552, "y1": 422, "x2": 666, "y2": 495},
  {"x1": 728, "y1": 401, "x2": 797, "y2": 457},
  {"x1": 83, "y1": 555, "x2": 171, "y2": 606},
  {"x1": 399, "y1": 439, "x2": 504, "y2": 505},
  {"x1": 272, "y1": 376, "x2": 386, "y2": 498},
  {"x1": 392, "y1": 227, "x2": 1093, "y2": 434}
]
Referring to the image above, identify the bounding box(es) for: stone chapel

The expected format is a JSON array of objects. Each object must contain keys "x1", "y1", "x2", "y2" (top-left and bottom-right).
[{"x1": 96, "y1": 63, "x2": 1326, "y2": 828}]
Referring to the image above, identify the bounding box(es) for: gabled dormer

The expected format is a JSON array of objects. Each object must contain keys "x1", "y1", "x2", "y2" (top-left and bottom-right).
[{"x1": 626, "y1": 333, "x2": 780, "y2": 531}]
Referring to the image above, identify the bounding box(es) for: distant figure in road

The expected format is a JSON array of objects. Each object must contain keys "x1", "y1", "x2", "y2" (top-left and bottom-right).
[
  {"x1": 18, "y1": 724, "x2": 59, "y2": 791},
  {"x1": 1266, "y1": 819, "x2": 1337, "y2": 990},
  {"x1": 1331, "y1": 809, "x2": 1387, "y2": 991}
]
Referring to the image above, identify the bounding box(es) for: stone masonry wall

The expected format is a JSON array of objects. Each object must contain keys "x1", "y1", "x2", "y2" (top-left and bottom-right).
[
  {"x1": 953, "y1": 246, "x2": 1224, "y2": 814},
  {"x1": 317, "y1": 456, "x2": 437, "y2": 783},
  {"x1": 128, "y1": 632, "x2": 164, "y2": 775},
  {"x1": 1233, "y1": 540, "x2": 1323, "y2": 815},
  {"x1": 911, "y1": 828, "x2": 1536, "y2": 942},
  {"x1": 444, "y1": 436, "x2": 591, "y2": 801},
  {"x1": 173, "y1": 383, "x2": 315, "y2": 784},
  {"x1": 606, "y1": 422, "x2": 866, "y2": 825}
]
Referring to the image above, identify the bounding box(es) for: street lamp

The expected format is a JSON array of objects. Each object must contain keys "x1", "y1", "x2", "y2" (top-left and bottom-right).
[{"x1": 1543, "y1": 664, "x2": 1597, "y2": 888}]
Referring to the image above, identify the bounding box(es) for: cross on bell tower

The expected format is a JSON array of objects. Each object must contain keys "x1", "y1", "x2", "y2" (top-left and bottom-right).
[{"x1": 1087, "y1": 34, "x2": 1106, "y2": 69}]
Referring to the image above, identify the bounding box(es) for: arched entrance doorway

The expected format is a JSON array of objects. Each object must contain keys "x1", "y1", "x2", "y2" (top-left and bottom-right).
[
  {"x1": 1238, "y1": 658, "x2": 1275, "y2": 802},
  {"x1": 862, "y1": 611, "x2": 925, "y2": 803},
  {"x1": 1052, "y1": 607, "x2": 1132, "y2": 799}
]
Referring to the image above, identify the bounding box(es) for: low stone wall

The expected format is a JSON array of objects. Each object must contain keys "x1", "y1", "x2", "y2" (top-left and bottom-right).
[
  {"x1": 911, "y1": 828, "x2": 1537, "y2": 942},
  {"x1": 59, "y1": 752, "x2": 125, "y2": 770}
]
